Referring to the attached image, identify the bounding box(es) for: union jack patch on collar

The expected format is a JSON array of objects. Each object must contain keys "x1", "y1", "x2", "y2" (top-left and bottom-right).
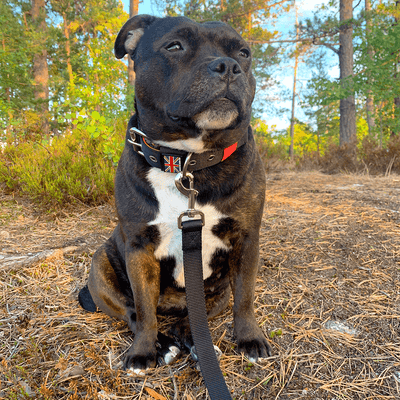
[{"x1": 163, "y1": 155, "x2": 182, "y2": 173}]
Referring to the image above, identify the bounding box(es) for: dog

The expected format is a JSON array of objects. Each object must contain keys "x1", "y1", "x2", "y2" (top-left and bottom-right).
[{"x1": 78, "y1": 14, "x2": 270, "y2": 373}]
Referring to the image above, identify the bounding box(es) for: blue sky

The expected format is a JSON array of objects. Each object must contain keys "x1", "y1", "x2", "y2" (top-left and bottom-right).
[
  {"x1": 119, "y1": 0, "x2": 338, "y2": 131},
  {"x1": 121, "y1": 0, "x2": 160, "y2": 16}
]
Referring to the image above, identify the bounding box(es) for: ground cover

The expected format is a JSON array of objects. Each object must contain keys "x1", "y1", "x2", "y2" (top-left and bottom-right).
[{"x1": 1, "y1": 171, "x2": 399, "y2": 399}]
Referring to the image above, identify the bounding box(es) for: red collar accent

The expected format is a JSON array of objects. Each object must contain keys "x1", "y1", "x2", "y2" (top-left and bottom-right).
[{"x1": 222, "y1": 142, "x2": 238, "y2": 161}]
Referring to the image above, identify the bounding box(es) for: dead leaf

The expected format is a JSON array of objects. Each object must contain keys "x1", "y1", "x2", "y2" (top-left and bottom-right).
[
  {"x1": 144, "y1": 387, "x2": 167, "y2": 400},
  {"x1": 55, "y1": 358, "x2": 69, "y2": 370}
]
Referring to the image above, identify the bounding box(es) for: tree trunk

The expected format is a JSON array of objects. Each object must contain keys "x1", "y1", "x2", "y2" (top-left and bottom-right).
[
  {"x1": 339, "y1": 0, "x2": 356, "y2": 146},
  {"x1": 128, "y1": 0, "x2": 139, "y2": 110},
  {"x1": 31, "y1": 0, "x2": 49, "y2": 134},
  {"x1": 393, "y1": 0, "x2": 400, "y2": 136},
  {"x1": 63, "y1": 12, "x2": 74, "y2": 86},
  {"x1": 289, "y1": 3, "x2": 299, "y2": 161},
  {"x1": 365, "y1": 0, "x2": 376, "y2": 136}
]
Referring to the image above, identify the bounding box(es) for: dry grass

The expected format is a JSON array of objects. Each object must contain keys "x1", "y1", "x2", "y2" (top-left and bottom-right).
[{"x1": 1, "y1": 171, "x2": 400, "y2": 399}]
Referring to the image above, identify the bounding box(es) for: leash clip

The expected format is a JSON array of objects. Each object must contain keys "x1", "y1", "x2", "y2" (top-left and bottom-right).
[{"x1": 175, "y1": 156, "x2": 205, "y2": 229}]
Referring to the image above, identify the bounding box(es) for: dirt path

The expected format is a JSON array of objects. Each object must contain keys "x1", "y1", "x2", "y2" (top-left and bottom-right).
[{"x1": 1, "y1": 171, "x2": 399, "y2": 399}]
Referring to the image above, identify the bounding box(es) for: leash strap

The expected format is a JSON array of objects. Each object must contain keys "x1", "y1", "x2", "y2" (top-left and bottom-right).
[{"x1": 182, "y1": 219, "x2": 233, "y2": 400}]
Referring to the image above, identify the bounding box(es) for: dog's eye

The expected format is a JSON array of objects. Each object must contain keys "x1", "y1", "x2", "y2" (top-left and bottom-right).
[
  {"x1": 166, "y1": 42, "x2": 183, "y2": 52},
  {"x1": 239, "y1": 49, "x2": 250, "y2": 58}
]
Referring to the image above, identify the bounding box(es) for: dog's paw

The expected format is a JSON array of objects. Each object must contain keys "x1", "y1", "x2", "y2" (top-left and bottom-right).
[
  {"x1": 190, "y1": 345, "x2": 222, "y2": 363},
  {"x1": 156, "y1": 344, "x2": 181, "y2": 365},
  {"x1": 190, "y1": 345, "x2": 222, "y2": 371},
  {"x1": 156, "y1": 332, "x2": 182, "y2": 365},
  {"x1": 235, "y1": 321, "x2": 271, "y2": 363},
  {"x1": 126, "y1": 367, "x2": 146, "y2": 376},
  {"x1": 237, "y1": 336, "x2": 271, "y2": 363},
  {"x1": 123, "y1": 348, "x2": 157, "y2": 371}
]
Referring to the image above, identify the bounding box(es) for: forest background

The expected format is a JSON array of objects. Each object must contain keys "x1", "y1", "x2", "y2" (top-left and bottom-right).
[{"x1": 0, "y1": 0, "x2": 400, "y2": 207}]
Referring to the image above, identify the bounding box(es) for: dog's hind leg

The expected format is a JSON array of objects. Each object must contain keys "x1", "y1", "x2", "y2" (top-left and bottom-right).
[
  {"x1": 81, "y1": 243, "x2": 138, "y2": 332},
  {"x1": 78, "y1": 285, "x2": 97, "y2": 312}
]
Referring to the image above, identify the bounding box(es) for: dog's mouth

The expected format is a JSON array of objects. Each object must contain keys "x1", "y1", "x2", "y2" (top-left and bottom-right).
[
  {"x1": 167, "y1": 98, "x2": 238, "y2": 130},
  {"x1": 192, "y1": 98, "x2": 239, "y2": 130},
  {"x1": 166, "y1": 97, "x2": 240, "y2": 132}
]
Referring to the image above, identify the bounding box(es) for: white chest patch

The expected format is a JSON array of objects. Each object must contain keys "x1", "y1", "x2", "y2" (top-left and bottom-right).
[{"x1": 147, "y1": 168, "x2": 231, "y2": 287}]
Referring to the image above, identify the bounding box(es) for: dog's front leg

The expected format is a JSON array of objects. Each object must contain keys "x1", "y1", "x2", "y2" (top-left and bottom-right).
[
  {"x1": 124, "y1": 246, "x2": 160, "y2": 371},
  {"x1": 230, "y1": 233, "x2": 271, "y2": 363}
]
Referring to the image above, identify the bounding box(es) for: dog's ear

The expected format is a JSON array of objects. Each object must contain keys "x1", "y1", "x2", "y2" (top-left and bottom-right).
[{"x1": 114, "y1": 15, "x2": 158, "y2": 59}]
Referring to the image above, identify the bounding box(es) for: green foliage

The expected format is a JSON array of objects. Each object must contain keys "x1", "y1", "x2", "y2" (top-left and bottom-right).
[
  {"x1": 351, "y1": 3, "x2": 400, "y2": 135},
  {"x1": 56, "y1": 108, "x2": 126, "y2": 164},
  {"x1": 253, "y1": 119, "x2": 288, "y2": 163},
  {"x1": 285, "y1": 121, "x2": 323, "y2": 158},
  {"x1": 301, "y1": 0, "x2": 400, "y2": 142},
  {"x1": 0, "y1": 129, "x2": 117, "y2": 207},
  {"x1": 0, "y1": 0, "x2": 128, "y2": 207},
  {"x1": 0, "y1": 0, "x2": 129, "y2": 133},
  {"x1": 0, "y1": 0, "x2": 36, "y2": 119}
]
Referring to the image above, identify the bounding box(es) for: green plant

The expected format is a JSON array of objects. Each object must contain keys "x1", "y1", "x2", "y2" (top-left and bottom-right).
[
  {"x1": 253, "y1": 119, "x2": 288, "y2": 165},
  {"x1": 269, "y1": 329, "x2": 283, "y2": 339},
  {"x1": 0, "y1": 128, "x2": 117, "y2": 206}
]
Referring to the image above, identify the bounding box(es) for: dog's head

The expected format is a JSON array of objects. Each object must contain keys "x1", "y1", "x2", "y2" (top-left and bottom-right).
[{"x1": 115, "y1": 15, "x2": 256, "y2": 152}]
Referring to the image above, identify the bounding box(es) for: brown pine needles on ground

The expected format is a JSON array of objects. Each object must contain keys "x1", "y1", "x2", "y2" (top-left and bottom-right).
[{"x1": 1, "y1": 171, "x2": 399, "y2": 399}]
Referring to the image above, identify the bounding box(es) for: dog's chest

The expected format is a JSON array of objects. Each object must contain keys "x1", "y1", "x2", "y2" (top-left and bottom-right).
[{"x1": 147, "y1": 169, "x2": 230, "y2": 288}]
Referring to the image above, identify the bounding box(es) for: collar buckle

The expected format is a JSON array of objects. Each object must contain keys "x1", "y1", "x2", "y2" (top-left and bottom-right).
[{"x1": 128, "y1": 127, "x2": 149, "y2": 157}]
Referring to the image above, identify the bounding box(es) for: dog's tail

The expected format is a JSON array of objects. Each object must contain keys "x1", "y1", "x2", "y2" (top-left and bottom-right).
[{"x1": 78, "y1": 285, "x2": 98, "y2": 312}]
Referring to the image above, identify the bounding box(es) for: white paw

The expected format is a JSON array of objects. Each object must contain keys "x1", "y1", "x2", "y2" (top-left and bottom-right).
[
  {"x1": 247, "y1": 356, "x2": 270, "y2": 364},
  {"x1": 127, "y1": 367, "x2": 146, "y2": 376},
  {"x1": 190, "y1": 345, "x2": 222, "y2": 362},
  {"x1": 256, "y1": 357, "x2": 270, "y2": 363},
  {"x1": 164, "y1": 345, "x2": 181, "y2": 365}
]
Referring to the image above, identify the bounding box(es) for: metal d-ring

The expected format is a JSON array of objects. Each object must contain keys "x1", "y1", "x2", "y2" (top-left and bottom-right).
[
  {"x1": 182, "y1": 152, "x2": 194, "y2": 178},
  {"x1": 175, "y1": 171, "x2": 195, "y2": 198},
  {"x1": 175, "y1": 153, "x2": 205, "y2": 229},
  {"x1": 175, "y1": 152, "x2": 195, "y2": 198}
]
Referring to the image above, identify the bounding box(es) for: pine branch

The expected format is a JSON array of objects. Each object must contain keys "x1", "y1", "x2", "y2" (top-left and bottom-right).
[
  {"x1": 249, "y1": 37, "x2": 339, "y2": 54},
  {"x1": 223, "y1": 0, "x2": 290, "y2": 21}
]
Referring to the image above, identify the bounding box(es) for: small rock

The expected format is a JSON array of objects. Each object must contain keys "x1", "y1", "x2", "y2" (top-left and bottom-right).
[
  {"x1": 98, "y1": 390, "x2": 118, "y2": 399},
  {"x1": 0, "y1": 231, "x2": 10, "y2": 239},
  {"x1": 60, "y1": 365, "x2": 85, "y2": 378},
  {"x1": 324, "y1": 320, "x2": 358, "y2": 335}
]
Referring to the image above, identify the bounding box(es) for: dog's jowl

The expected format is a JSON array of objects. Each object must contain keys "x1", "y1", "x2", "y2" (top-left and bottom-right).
[{"x1": 78, "y1": 14, "x2": 271, "y2": 372}]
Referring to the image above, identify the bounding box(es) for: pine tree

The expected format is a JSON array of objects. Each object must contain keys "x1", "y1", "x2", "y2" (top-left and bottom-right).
[{"x1": 31, "y1": 0, "x2": 50, "y2": 134}]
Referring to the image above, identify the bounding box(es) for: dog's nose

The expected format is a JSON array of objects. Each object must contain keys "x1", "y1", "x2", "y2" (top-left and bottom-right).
[{"x1": 208, "y1": 57, "x2": 242, "y2": 80}]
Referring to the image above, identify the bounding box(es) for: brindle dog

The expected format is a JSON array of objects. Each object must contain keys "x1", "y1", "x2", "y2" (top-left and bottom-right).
[{"x1": 79, "y1": 14, "x2": 270, "y2": 373}]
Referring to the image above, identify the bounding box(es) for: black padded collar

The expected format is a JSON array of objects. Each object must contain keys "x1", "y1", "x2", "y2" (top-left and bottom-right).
[{"x1": 128, "y1": 127, "x2": 248, "y2": 173}]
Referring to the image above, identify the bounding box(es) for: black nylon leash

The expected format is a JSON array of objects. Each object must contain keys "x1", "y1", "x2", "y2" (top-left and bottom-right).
[{"x1": 181, "y1": 219, "x2": 233, "y2": 400}]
